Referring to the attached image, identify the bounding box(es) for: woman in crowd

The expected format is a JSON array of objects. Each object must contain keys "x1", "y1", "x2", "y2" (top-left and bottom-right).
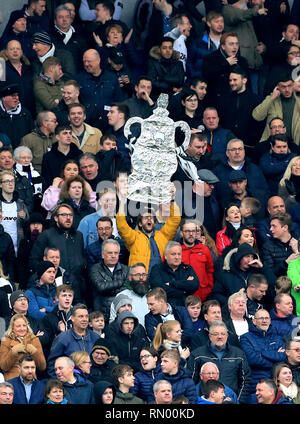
[
  {"x1": 152, "y1": 320, "x2": 190, "y2": 361},
  {"x1": 41, "y1": 159, "x2": 96, "y2": 218},
  {"x1": 93, "y1": 380, "x2": 116, "y2": 405},
  {"x1": 70, "y1": 351, "x2": 92, "y2": 381},
  {"x1": 273, "y1": 363, "x2": 300, "y2": 404},
  {"x1": 58, "y1": 175, "x2": 96, "y2": 229},
  {"x1": 279, "y1": 156, "x2": 300, "y2": 210},
  {"x1": 194, "y1": 221, "x2": 218, "y2": 262},
  {"x1": 44, "y1": 379, "x2": 69, "y2": 404},
  {"x1": 216, "y1": 203, "x2": 242, "y2": 256},
  {"x1": 0, "y1": 314, "x2": 46, "y2": 380}
]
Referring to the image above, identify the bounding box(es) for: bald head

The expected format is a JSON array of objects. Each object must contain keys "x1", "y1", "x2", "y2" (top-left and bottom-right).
[
  {"x1": 200, "y1": 362, "x2": 220, "y2": 383},
  {"x1": 267, "y1": 196, "x2": 285, "y2": 216},
  {"x1": 5, "y1": 40, "x2": 23, "y2": 62},
  {"x1": 83, "y1": 49, "x2": 101, "y2": 76}
]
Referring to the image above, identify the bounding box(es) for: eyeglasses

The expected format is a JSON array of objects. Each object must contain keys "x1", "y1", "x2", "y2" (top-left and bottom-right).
[
  {"x1": 270, "y1": 125, "x2": 285, "y2": 130},
  {"x1": 254, "y1": 317, "x2": 270, "y2": 321},
  {"x1": 227, "y1": 147, "x2": 244, "y2": 152},
  {"x1": 132, "y1": 273, "x2": 148, "y2": 278},
  {"x1": 93, "y1": 351, "x2": 108, "y2": 356},
  {"x1": 19, "y1": 156, "x2": 32, "y2": 160},
  {"x1": 210, "y1": 332, "x2": 227, "y2": 337},
  {"x1": 182, "y1": 230, "x2": 197, "y2": 233},
  {"x1": 288, "y1": 51, "x2": 300, "y2": 56},
  {"x1": 2, "y1": 179, "x2": 15, "y2": 184},
  {"x1": 140, "y1": 354, "x2": 152, "y2": 360},
  {"x1": 287, "y1": 348, "x2": 300, "y2": 353},
  {"x1": 57, "y1": 213, "x2": 73, "y2": 218}
]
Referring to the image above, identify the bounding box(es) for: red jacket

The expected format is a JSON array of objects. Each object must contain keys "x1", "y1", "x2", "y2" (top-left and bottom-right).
[
  {"x1": 216, "y1": 226, "x2": 231, "y2": 255},
  {"x1": 181, "y1": 241, "x2": 214, "y2": 302}
]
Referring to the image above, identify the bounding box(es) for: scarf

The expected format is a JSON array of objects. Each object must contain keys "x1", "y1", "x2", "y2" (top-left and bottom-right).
[
  {"x1": 55, "y1": 25, "x2": 75, "y2": 44},
  {"x1": 0, "y1": 100, "x2": 21, "y2": 115},
  {"x1": 279, "y1": 382, "x2": 299, "y2": 400},
  {"x1": 176, "y1": 145, "x2": 200, "y2": 183},
  {"x1": 163, "y1": 339, "x2": 183, "y2": 355},
  {"x1": 38, "y1": 44, "x2": 55, "y2": 63},
  {"x1": 15, "y1": 163, "x2": 43, "y2": 194}
]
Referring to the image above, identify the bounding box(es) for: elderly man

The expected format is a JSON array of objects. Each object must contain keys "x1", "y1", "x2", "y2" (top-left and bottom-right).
[
  {"x1": 254, "y1": 379, "x2": 292, "y2": 404},
  {"x1": 153, "y1": 380, "x2": 173, "y2": 404},
  {"x1": 196, "y1": 362, "x2": 238, "y2": 403},
  {"x1": 149, "y1": 241, "x2": 199, "y2": 307},
  {"x1": 54, "y1": 356, "x2": 95, "y2": 404},
  {"x1": 223, "y1": 291, "x2": 250, "y2": 340},
  {"x1": 240, "y1": 309, "x2": 286, "y2": 392},
  {"x1": 187, "y1": 320, "x2": 252, "y2": 403},
  {"x1": 89, "y1": 339, "x2": 117, "y2": 384},
  {"x1": 270, "y1": 293, "x2": 299, "y2": 340},
  {"x1": 76, "y1": 49, "x2": 121, "y2": 130},
  {"x1": 88, "y1": 238, "x2": 129, "y2": 322}
]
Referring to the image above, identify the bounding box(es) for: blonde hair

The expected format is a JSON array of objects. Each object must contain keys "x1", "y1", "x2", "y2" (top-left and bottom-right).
[
  {"x1": 152, "y1": 320, "x2": 180, "y2": 351},
  {"x1": 279, "y1": 156, "x2": 300, "y2": 187},
  {"x1": 69, "y1": 351, "x2": 90, "y2": 367},
  {"x1": 5, "y1": 314, "x2": 33, "y2": 339},
  {"x1": 0, "y1": 169, "x2": 15, "y2": 183}
]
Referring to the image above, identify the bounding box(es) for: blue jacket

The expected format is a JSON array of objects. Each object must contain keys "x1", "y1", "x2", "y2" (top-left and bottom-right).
[
  {"x1": 202, "y1": 126, "x2": 235, "y2": 162},
  {"x1": 186, "y1": 33, "x2": 219, "y2": 79},
  {"x1": 144, "y1": 304, "x2": 193, "y2": 346},
  {"x1": 132, "y1": 364, "x2": 161, "y2": 403},
  {"x1": 240, "y1": 323, "x2": 286, "y2": 390},
  {"x1": 256, "y1": 217, "x2": 300, "y2": 247},
  {"x1": 8, "y1": 377, "x2": 45, "y2": 404},
  {"x1": 196, "y1": 381, "x2": 238, "y2": 404},
  {"x1": 151, "y1": 365, "x2": 197, "y2": 404},
  {"x1": 47, "y1": 328, "x2": 100, "y2": 377},
  {"x1": 63, "y1": 375, "x2": 95, "y2": 404},
  {"x1": 26, "y1": 282, "x2": 57, "y2": 319},
  {"x1": 78, "y1": 210, "x2": 102, "y2": 248},
  {"x1": 269, "y1": 309, "x2": 299, "y2": 340}
]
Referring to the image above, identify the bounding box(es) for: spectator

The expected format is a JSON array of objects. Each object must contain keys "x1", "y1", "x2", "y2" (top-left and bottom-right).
[
  {"x1": 112, "y1": 364, "x2": 143, "y2": 404},
  {"x1": 152, "y1": 349, "x2": 197, "y2": 404},
  {"x1": 88, "y1": 238, "x2": 129, "y2": 321},
  {"x1": 0, "y1": 314, "x2": 46, "y2": 380},
  {"x1": 47, "y1": 304, "x2": 99, "y2": 377},
  {"x1": 164, "y1": 13, "x2": 192, "y2": 72},
  {"x1": 69, "y1": 103, "x2": 102, "y2": 155},
  {"x1": 43, "y1": 378, "x2": 69, "y2": 404},
  {"x1": 21, "y1": 0, "x2": 50, "y2": 35},
  {"x1": 41, "y1": 125, "x2": 82, "y2": 189},
  {"x1": 0, "y1": 382, "x2": 14, "y2": 404},
  {"x1": 8, "y1": 354, "x2": 45, "y2": 404},
  {"x1": 278, "y1": 156, "x2": 300, "y2": 210},
  {"x1": 145, "y1": 287, "x2": 193, "y2": 345},
  {"x1": 69, "y1": 350, "x2": 92, "y2": 381},
  {"x1": 149, "y1": 241, "x2": 199, "y2": 307},
  {"x1": 180, "y1": 219, "x2": 214, "y2": 302},
  {"x1": 93, "y1": 380, "x2": 116, "y2": 404},
  {"x1": 224, "y1": 291, "x2": 250, "y2": 340},
  {"x1": 254, "y1": 378, "x2": 292, "y2": 404},
  {"x1": 152, "y1": 320, "x2": 190, "y2": 361},
  {"x1": 185, "y1": 295, "x2": 204, "y2": 332},
  {"x1": 187, "y1": 320, "x2": 252, "y2": 403},
  {"x1": 79, "y1": 152, "x2": 106, "y2": 191},
  {"x1": 152, "y1": 380, "x2": 173, "y2": 404},
  {"x1": 109, "y1": 262, "x2": 149, "y2": 324},
  {"x1": 54, "y1": 356, "x2": 95, "y2": 404},
  {"x1": 88, "y1": 311, "x2": 105, "y2": 337},
  {"x1": 132, "y1": 346, "x2": 160, "y2": 403},
  {"x1": 117, "y1": 191, "x2": 180, "y2": 272},
  {"x1": 0, "y1": 83, "x2": 34, "y2": 150},
  {"x1": 216, "y1": 203, "x2": 242, "y2": 256},
  {"x1": 25, "y1": 260, "x2": 57, "y2": 319},
  {"x1": 176, "y1": 89, "x2": 203, "y2": 130},
  {"x1": 33, "y1": 56, "x2": 64, "y2": 113},
  {"x1": 270, "y1": 293, "x2": 299, "y2": 340},
  {"x1": 245, "y1": 273, "x2": 268, "y2": 319},
  {"x1": 197, "y1": 379, "x2": 226, "y2": 404},
  {"x1": 285, "y1": 338, "x2": 300, "y2": 386},
  {"x1": 89, "y1": 339, "x2": 117, "y2": 384},
  {"x1": 123, "y1": 75, "x2": 155, "y2": 119},
  {"x1": 0, "y1": 205, "x2": 16, "y2": 282},
  {"x1": 273, "y1": 362, "x2": 300, "y2": 404},
  {"x1": 240, "y1": 309, "x2": 286, "y2": 392},
  {"x1": 20, "y1": 111, "x2": 57, "y2": 174},
  {"x1": 288, "y1": 239, "x2": 300, "y2": 316}
]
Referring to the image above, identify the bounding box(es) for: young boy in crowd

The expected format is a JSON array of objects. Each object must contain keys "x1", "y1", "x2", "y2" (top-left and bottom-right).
[
  {"x1": 185, "y1": 295, "x2": 204, "y2": 332},
  {"x1": 239, "y1": 197, "x2": 261, "y2": 227},
  {"x1": 89, "y1": 311, "x2": 106, "y2": 337},
  {"x1": 112, "y1": 364, "x2": 143, "y2": 404}
]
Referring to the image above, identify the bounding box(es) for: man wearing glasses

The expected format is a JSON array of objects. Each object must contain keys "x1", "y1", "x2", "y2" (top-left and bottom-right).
[
  {"x1": 285, "y1": 338, "x2": 300, "y2": 386},
  {"x1": 29, "y1": 203, "x2": 86, "y2": 286},
  {"x1": 180, "y1": 220, "x2": 214, "y2": 302},
  {"x1": 240, "y1": 309, "x2": 286, "y2": 393}
]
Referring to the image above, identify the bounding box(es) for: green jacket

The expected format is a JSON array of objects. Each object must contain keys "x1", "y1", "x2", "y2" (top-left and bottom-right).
[
  {"x1": 20, "y1": 128, "x2": 56, "y2": 173},
  {"x1": 34, "y1": 75, "x2": 64, "y2": 113},
  {"x1": 287, "y1": 258, "x2": 300, "y2": 316},
  {"x1": 113, "y1": 391, "x2": 144, "y2": 404}
]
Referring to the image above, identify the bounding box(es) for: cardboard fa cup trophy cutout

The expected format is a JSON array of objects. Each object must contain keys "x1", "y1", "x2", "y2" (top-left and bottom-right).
[{"x1": 124, "y1": 93, "x2": 191, "y2": 204}]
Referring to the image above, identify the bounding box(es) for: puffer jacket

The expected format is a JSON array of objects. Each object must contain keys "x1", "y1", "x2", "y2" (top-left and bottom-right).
[
  {"x1": 26, "y1": 281, "x2": 58, "y2": 319},
  {"x1": 151, "y1": 365, "x2": 197, "y2": 404},
  {"x1": 261, "y1": 237, "x2": 294, "y2": 277},
  {"x1": 181, "y1": 240, "x2": 214, "y2": 302},
  {"x1": 0, "y1": 333, "x2": 46, "y2": 380},
  {"x1": 147, "y1": 46, "x2": 185, "y2": 98},
  {"x1": 132, "y1": 364, "x2": 161, "y2": 403},
  {"x1": 269, "y1": 309, "x2": 300, "y2": 340},
  {"x1": 108, "y1": 311, "x2": 150, "y2": 372},
  {"x1": 116, "y1": 203, "x2": 181, "y2": 272},
  {"x1": 63, "y1": 376, "x2": 95, "y2": 404},
  {"x1": 240, "y1": 323, "x2": 286, "y2": 390},
  {"x1": 187, "y1": 341, "x2": 252, "y2": 404},
  {"x1": 88, "y1": 260, "x2": 129, "y2": 321}
]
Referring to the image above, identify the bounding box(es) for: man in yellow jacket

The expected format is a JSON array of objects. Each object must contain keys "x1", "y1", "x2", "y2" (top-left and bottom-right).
[{"x1": 116, "y1": 188, "x2": 181, "y2": 273}]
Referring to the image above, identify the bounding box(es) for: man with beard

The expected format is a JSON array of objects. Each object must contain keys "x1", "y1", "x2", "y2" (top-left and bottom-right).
[
  {"x1": 7, "y1": 355, "x2": 45, "y2": 404},
  {"x1": 109, "y1": 262, "x2": 150, "y2": 325}
]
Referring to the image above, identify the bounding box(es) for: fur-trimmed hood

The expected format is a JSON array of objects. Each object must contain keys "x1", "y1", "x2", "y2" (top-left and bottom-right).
[
  {"x1": 149, "y1": 45, "x2": 180, "y2": 61},
  {"x1": 0, "y1": 49, "x2": 30, "y2": 65}
]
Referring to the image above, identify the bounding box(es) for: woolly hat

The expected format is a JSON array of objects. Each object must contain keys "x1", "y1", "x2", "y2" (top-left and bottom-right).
[
  {"x1": 234, "y1": 242, "x2": 257, "y2": 265},
  {"x1": 32, "y1": 31, "x2": 52, "y2": 46},
  {"x1": 28, "y1": 212, "x2": 46, "y2": 227},
  {"x1": 91, "y1": 338, "x2": 112, "y2": 356},
  {"x1": 113, "y1": 294, "x2": 132, "y2": 313},
  {"x1": 36, "y1": 260, "x2": 55, "y2": 280},
  {"x1": 10, "y1": 290, "x2": 28, "y2": 307}
]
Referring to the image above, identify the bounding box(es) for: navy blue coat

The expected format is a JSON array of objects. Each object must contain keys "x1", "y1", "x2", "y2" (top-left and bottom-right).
[
  {"x1": 186, "y1": 33, "x2": 219, "y2": 79},
  {"x1": 151, "y1": 365, "x2": 197, "y2": 404},
  {"x1": 8, "y1": 377, "x2": 45, "y2": 404},
  {"x1": 240, "y1": 323, "x2": 286, "y2": 391},
  {"x1": 132, "y1": 364, "x2": 161, "y2": 403},
  {"x1": 270, "y1": 309, "x2": 300, "y2": 340},
  {"x1": 144, "y1": 305, "x2": 193, "y2": 346},
  {"x1": 63, "y1": 375, "x2": 95, "y2": 404},
  {"x1": 256, "y1": 216, "x2": 300, "y2": 247},
  {"x1": 202, "y1": 126, "x2": 236, "y2": 162}
]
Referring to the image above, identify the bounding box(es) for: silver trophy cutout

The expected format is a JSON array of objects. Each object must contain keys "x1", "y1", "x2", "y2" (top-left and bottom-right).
[{"x1": 124, "y1": 93, "x2": 191, "y2": 204}]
